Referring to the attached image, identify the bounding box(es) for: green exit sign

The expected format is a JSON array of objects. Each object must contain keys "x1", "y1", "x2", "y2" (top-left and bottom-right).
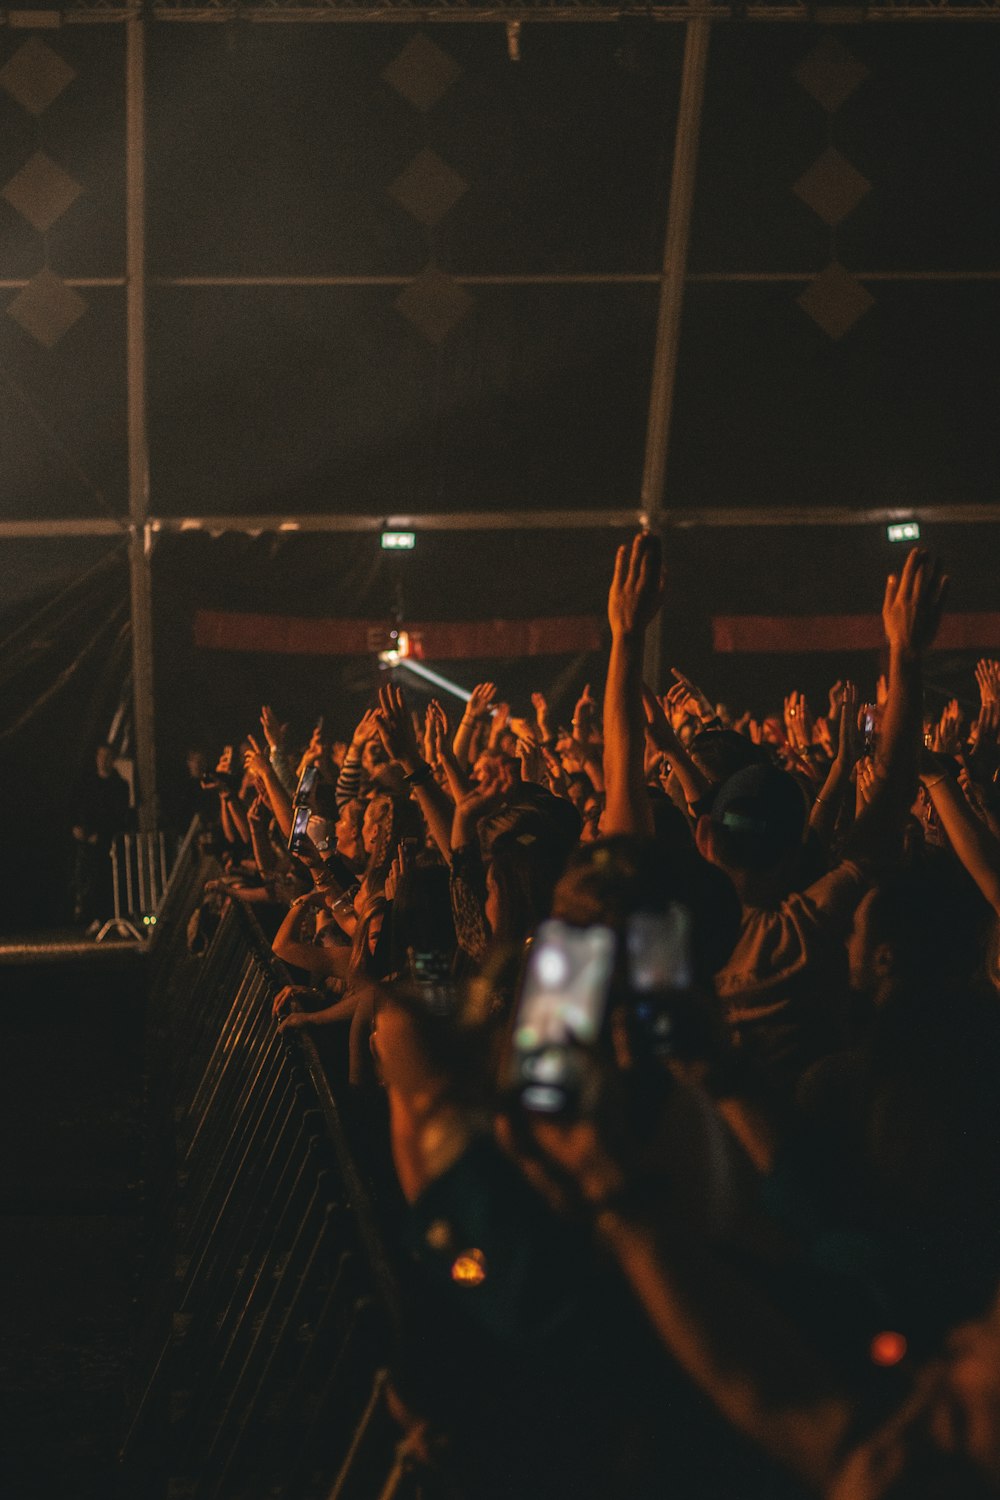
[{"x1": 381, "y1": 531, "x2": 416, "y2": 550}]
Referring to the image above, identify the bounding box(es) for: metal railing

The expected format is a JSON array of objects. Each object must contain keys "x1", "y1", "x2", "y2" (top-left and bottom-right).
[
  {"x1": 96, "y1": 818, "x2": 202, "y2": 943},
  {"x1": 125, "y1": 890, "x2": 416, "y2": 1500}
]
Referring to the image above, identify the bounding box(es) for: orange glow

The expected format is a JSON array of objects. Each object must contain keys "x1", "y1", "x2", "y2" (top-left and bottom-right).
[
  {"x1": 870, "y1": 1330, "x2": 908, "y2": 1367},
  {"x1": 450, "y1": 1249, "x2": 487, "y2": 1286}
]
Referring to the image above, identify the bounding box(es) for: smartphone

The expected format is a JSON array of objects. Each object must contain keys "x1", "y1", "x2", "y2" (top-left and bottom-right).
[
  {"x1": 408, "y1": 949, "x2": 458, "y2": 1016},
  {"x1": 862, "y1": 705, "x2": 877, "y2": 755},
  {"x1": 295, "y1": 764, "x2": 318, "y2": 806},
  {"x1": 626, "y1": 906, "x2": 693, "y2": 1058},
  {"x1": 288, "y1": 804, "x2": 312, "y2": 856},
  {"x1": 510, "y1": 920, "x2": 616, "y2": 1114}
]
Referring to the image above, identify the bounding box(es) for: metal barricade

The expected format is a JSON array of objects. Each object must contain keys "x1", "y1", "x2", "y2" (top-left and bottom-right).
[
  {"x1": 125, "y1": 893, "x2": 415, "y2": 1500},
  {"x1": 98, "y1": 818, "x2": 199, "y2": 943}
]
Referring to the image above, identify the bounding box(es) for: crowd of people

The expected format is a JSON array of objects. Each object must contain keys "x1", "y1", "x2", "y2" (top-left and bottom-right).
[{"x1": 188, "y1": 533, "x2": 1000, "y2": 1499}]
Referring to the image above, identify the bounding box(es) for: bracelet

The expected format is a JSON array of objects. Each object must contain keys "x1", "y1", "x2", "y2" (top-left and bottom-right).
[{"x1": 924, "y1": 775, "x2": 946, "y2": 790}]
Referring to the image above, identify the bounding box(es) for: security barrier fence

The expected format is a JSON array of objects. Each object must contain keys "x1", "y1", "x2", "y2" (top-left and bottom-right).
[{"x1": 124, "y1": 852, "x2": 418, "y2": 1500}]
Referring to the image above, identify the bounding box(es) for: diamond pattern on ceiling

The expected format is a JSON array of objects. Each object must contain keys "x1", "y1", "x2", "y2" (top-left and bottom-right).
[
  {"x1": 382, "y1": 34, "x2": 461, "y2": 113},
  {"x1": 0, "y1": 37, "x2": 75, "y2": 117},
  {"x1": 793, "y1": 147, "x2": 871, "y2": 227},
  {"x1": 794, "y1": 35, "x2": 868, "y2": 114},
  {"x1": 395, "y1": 266, "x2": 472, "y2": 344},
  {"x1": 797, "y1": 262, "x2": 874, "y2": 340},
  {"x1": 2, "y1": 150, "x2": 83, "y2": 232},
  {"x1": 388, "y1": 149, "x2": 468, "y2": 228},
  {"x1": 7, "y1": 267, "x2": 87, "y2": 347}
]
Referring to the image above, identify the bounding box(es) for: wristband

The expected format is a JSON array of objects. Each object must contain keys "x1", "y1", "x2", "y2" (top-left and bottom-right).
[{"x1": 924, "y1": 775, "x2": 946, "y2": 790}]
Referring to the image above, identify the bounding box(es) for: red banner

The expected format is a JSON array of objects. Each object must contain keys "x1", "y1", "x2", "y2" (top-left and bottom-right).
[
  {"x1": 193, "y1": 610, "x2": 603, "y2": 659},
  {"x1": 713, "y1": 613, "x2": 1000, "y2": 653}
]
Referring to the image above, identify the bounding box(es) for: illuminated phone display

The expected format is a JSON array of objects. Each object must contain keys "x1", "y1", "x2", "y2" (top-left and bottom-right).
[{"x1": 512, "y1": 921, "x2": 616, "y2": 1113}]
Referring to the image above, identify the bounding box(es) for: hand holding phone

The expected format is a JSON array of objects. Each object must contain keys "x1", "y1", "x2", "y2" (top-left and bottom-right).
[{"x1": 510, "y1": 920, "x2": 616, "y2": 1115}]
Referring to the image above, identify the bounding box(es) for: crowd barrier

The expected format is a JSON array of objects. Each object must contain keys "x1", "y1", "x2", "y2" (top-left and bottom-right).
[
  {"x1": 97, "y1": 820, "x2": 197, "y2": 943},
  {"x1": 123, "y1": 852, "x2": 421, "y2": 1500}
]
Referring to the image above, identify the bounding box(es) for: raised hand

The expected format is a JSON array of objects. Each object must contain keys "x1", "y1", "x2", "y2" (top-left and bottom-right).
[
  {"x1": 833, "y1": 683, "x2": 859, "y2": 772},
  {"x1": 855, "y1": 756, "x2": 877, "y2": 815},
  {"x1": 349, "y1": 707, "x2": 382, "y2": 751},
  {"x1": 384, "y1": 841, "x2": 412, "y2": 904},
  {"x1": 531, "y1": 691, "x2": 552, "y2": 741},
  {"x1": 668, "y1": 668, "x2": 714, "y2": 725},
  {"x1": 259, "y1": 704, "x2": 288, "y2": 752},
  {"x1": 783, "y1": 692, "x2": 812, "y2": 754},
  {"x1": 937, "y1": 698, "x2": 964, "y2": 757},
  {"x1": 466, "y1": 681, "x2": 496, "y2": 721},
  {"x1": 641, "y1": 684, "x2": 679, "y2": 754},
  {"x1": 373, "y1": 682, "x2": 421, "y2": 768},
  {"x1": 827, "y1": 680, "x2": 845, "y2": 721},
  {"x1": 244, "y1": 734, "x2": 269, "y2": 780},
  {"x1": 514, "y1": 728, "x2": 543, "y2": 784},
  {"x1": 572, "y1": 684, "x2": 598, "y2": 742},
  {"x1": 882, "y1": 547, "x2": 948, "y2": 657},
  {"x1": 976, "y1": 658, "x2": 1000, "y2": 709},
  {"x1": 247, "y1": 793, "x2": 271, "y2": 826},
  {"x1": 488, "y1": 702, "x2": 511, "y2": 749},
  {"x1": 608, "y1": 531, "x2": 665, "y2": 639},
  {"x1": 216, "y1": 744, "x2": 234, "y2": 775}
]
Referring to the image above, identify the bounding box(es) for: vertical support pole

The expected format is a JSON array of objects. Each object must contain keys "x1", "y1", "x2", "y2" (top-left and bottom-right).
[
  {"x1": 641, "y1": 17, "x2": 711, "y2": 692},
  {"x1": 126, "y1": 16, "x2": 157, "y2": 832}
]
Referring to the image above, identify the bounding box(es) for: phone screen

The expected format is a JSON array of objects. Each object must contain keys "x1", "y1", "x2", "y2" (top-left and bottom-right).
[
  {"x1": 626, "y1": 906, "x2": 693, "y2": 1057},
  {"x1": 511, "y1": 920, "x2": 616, "y2": 1113},
  {"x1": 295, "y1": 764, "x2": 318, "y2": 806},
  {"x1": 288, "y1": 803, "x2": 312, "y2": 854}
]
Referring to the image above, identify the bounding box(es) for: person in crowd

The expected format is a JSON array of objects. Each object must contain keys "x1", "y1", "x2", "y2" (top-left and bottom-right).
[{"x1": 185, "y1": 533, "x2": 1000, "y2": 1499}]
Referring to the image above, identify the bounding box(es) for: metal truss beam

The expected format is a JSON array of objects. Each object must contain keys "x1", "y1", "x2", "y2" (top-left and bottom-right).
[
  {"x1": 4, "y1": 506, "x2": 1000, "y2": 540},
  {"x1": 12, "y1": 0, "x2": 1000, "y2": 23}
]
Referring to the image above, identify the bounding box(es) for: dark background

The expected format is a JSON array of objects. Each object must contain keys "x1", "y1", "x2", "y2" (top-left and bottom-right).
[{"x1": 1, "y1": 19, "x2": 999, "y2": 929}]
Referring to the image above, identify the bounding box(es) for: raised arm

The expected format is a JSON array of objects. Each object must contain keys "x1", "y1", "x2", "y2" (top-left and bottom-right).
[
  {"x1": 921, "y1": 761, "x2": 1000, "y2": 917},
  {"x1": 602, "y1": 532, "x2": 665, "y2": 837},
  {"x1": 245, "y1": 735, "x2": 293, "y2": 843},
  {"x1": 808, "y1": 683, "x2": 859, "y2": 849},
  {"x1": 373, "y1": 682, "x2": 456, "y2": 864},
  {"x1": 642, "y1": 685, "x2": 713, "y2": 814},
  {"x1": 848, "y1": 548, "x2": 948, "y2": 862},
  {"x1": 452, "y1": 681, "x2": 495, "y2": 769}
]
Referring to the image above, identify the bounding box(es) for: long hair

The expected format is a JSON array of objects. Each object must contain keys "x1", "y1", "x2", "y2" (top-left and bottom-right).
[{"x1": 364, "y1": 794, "x2": 423, "y2": 891}]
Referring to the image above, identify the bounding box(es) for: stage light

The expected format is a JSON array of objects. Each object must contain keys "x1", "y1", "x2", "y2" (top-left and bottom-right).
[
  {"x1": 887, "y1": 522, "x2": 920, "y2": 543},
  {"x1": 393, "y1": 657, "x2": 472, "y2": 703},
  {"x1": 381, "y1": 531, "x2": 416, "y2": 550}
]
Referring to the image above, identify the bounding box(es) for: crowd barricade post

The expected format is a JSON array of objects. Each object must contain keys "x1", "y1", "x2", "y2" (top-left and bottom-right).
[
  {"x1": 98, "y1": 817, "x2": 199, "y2": 944},
  {"x1": 124, "y1": 863, "x2": 420, "y2": 1500}
]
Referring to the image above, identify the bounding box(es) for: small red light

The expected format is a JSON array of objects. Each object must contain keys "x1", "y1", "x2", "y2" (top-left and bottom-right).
[{"x1": 870, "y1": 1330, "x2": 908, "y2": 1367}]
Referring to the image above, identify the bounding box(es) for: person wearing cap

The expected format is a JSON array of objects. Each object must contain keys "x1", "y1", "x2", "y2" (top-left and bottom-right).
[
  {"x1": 601, "y1": 530, "x2": 948, "y2": 1104},
  {"x1": 695, "y1": 552, "x2": 948, "y2": 1100}
]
